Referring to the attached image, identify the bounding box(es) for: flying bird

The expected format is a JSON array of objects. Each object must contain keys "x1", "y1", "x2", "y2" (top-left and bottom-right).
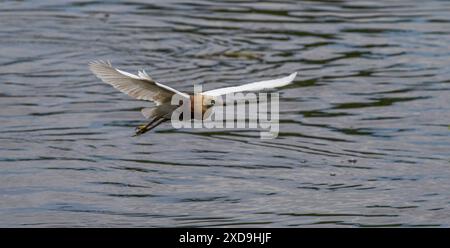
[{"x1": 89, "y1": 61, "x2": 297, "y2": 136}]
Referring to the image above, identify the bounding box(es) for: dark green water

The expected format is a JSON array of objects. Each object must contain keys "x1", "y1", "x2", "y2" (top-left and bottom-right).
[{"x1": 0, "y1": 0, "x2": 449, "y2": 227}]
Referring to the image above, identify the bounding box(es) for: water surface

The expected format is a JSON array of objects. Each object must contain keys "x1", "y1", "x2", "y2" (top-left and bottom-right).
[{"x1": 0, "y1": 0, "x2": 449, "y2": 227}]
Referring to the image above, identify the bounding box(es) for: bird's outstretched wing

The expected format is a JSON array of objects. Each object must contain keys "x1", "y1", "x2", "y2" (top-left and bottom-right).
[
  {"x1": 202, "y1": 72, "x2": 297, "y2": 97},
  {"x1": 89, "y1": 60, "x2": 189, "y2": 105}
]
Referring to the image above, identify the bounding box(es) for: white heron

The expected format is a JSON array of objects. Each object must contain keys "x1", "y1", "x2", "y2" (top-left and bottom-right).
[{"x1": 89, "y1": 61, "x2": 297, "y2": 136}]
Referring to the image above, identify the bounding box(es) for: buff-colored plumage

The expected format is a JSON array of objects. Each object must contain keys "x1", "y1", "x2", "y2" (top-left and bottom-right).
[{"x1": 89, "y1": 60, "x2": 297, "y2": 135}]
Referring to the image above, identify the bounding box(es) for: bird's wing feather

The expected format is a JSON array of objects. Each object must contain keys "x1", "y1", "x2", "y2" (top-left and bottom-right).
[
  {"x1": 202, "y1": 72, "x2": 297, "y2": 97},
  {"x1": 89, "y1": 60, "x2": 189, "y2": 104}
]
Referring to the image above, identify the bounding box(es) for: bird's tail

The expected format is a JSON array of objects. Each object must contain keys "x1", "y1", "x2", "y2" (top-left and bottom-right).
[{"x1": 141, "y1": 107, "x2": 157, "y2": 119}]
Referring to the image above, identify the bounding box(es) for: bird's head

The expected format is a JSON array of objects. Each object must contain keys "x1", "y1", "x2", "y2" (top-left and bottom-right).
[
  {"x1": 202, "y1": 95, "x2": 219, "y2": 108},
  {"x1": 190, "y1": 94, "x2": 219, "y2": 115}
]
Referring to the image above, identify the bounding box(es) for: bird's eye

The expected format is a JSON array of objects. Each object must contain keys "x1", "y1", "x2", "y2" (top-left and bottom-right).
[{"x1": 210, "y1": 100, "x2": 216, "y2": 105}]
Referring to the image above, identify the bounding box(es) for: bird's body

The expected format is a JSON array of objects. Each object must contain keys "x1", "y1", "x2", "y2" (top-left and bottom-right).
[{"x1": 89, "y1": 61, "x2": 297, "y2": 136}]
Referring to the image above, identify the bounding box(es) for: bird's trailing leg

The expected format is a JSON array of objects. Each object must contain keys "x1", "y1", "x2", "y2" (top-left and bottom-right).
[{"x1": 134, "y1": 117, "x2": 165, "y2": 136}]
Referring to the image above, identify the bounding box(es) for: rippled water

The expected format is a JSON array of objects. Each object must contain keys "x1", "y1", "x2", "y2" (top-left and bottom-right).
[{"x1": 1, "y1": 0, "x2": 449, "y2": 227}]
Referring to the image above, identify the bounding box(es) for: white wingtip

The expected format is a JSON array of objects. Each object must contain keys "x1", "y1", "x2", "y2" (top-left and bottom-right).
[
  {"x1": 202, "y1": 71, "x2": 298, "y2": 96},
  {"x1": 289, "y1": 72, "x2": 298, "y2": 81},
  {"x1": 274, "y1": 71, "x2": 297, "y2": 88},
  {"x1": 89, "y1": 60, "x2": 141, "y2": 80}
]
